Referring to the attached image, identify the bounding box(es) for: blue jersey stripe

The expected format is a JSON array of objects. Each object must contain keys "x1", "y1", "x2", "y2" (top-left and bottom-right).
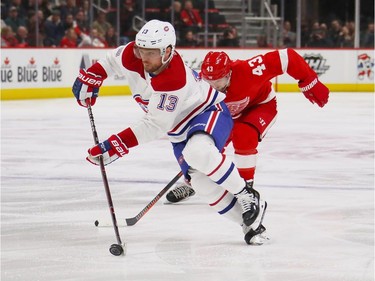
[
  {"x1": 218, "y1": 197, "x2": 237, "y2": 215},
  {"x1": 216, "y1": 162, "x2": 235, "y2": 185}
]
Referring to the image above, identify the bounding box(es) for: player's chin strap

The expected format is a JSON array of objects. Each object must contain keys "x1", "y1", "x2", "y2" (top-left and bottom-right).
[
  {"x1": 161, "y1": 45, "x2": 174, "y2": 65},
  {"x1": 151, "y1": 52, "x2": 174, "y2": 75}
]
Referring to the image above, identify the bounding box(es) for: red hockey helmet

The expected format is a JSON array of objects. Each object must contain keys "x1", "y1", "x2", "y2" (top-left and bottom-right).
[{"x1": 201, "y1": 51, "x2": 231, "y2": 80}]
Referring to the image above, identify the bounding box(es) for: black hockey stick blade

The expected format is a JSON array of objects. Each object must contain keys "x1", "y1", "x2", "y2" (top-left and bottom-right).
[{"x1": 125, "y1": 171, "x2": 183, "y2": 226}]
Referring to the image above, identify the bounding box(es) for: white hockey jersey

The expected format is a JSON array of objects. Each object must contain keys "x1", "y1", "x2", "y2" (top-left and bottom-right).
[{"x1": 89, "y1": 41, "x2": 225, "y2": 145}]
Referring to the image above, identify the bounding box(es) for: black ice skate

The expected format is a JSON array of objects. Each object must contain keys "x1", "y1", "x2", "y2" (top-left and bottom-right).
[
  {"x1": 243, "y1": 224, "x2": 269, "y2": 245},
  {"x1": 235, "y1": 181, "x2": 267, "y2": 230},
  {"x1": 166, "y1": 183, "x2": 196, "y2": 203}
]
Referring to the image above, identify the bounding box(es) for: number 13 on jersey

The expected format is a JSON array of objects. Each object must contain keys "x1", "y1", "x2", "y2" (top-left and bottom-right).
[{"x1": 157, "y1": 93, "x2": 179, "y2": 112}]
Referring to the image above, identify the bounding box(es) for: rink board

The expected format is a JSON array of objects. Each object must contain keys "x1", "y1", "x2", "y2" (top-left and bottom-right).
[{"x1": 1, "y1": 48, "x2": 374, "y2": 100}]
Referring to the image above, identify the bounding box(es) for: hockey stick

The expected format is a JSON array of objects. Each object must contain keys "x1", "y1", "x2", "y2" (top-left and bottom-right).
[
  {"x1": 125, "y1": 171, "x2": 183, "y2": 226},
  {"x1": 87, "y1": 102, "x2": 125, "y2": 256}
]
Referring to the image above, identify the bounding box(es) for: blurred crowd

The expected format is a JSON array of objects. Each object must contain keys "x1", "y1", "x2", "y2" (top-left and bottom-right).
[
  {"x1": 1, "y1": 0, "x2": 374, "y2": 48},
  {"x1": 1, "y1": 0, "x2": 122, "y2": 48},
  {"x1": 277, "y1": 19, "x2": 374, "y2": 48}
]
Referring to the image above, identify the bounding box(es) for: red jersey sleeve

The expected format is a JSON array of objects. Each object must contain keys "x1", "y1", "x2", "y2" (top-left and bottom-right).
[
  {"x1": 254, "y1": 48, "x2": 317, "y2": 82},
  {"x1": 285, "y1": 48, "x2": 317, "y2": 81},
  {"x1": 261, "y1": 51, "x2": 284, "y2": 79}
]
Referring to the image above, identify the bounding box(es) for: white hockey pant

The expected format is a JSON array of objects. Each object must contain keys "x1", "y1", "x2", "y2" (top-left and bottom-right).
[
  {"x1": 189, "y1": 169, "x2": 243, "y2": 225},
  {"x1": 182, "y1": 133, "x2": 245, "y2": 194}
]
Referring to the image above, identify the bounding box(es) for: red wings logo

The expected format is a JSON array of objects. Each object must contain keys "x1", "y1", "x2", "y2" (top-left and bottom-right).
[{"x1": 226, "y1": 97, "x2": 250, "y2": 117}]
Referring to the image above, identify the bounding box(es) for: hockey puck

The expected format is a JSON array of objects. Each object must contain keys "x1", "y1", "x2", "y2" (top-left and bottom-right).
[
  {"x1": 94, "y1": 220, "x2": 99, "y2": 227},
  {"x1": 109, "y1": 244, "x2": 124, "y2": 256}
]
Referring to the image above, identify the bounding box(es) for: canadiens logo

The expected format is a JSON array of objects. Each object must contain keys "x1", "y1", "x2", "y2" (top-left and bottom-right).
[
  {"x1": 303, "y1": 54, "x2": 330, "y2": 76},
  {"x1": 133, "y1": 94, "x2": 149, "y2": 113}
]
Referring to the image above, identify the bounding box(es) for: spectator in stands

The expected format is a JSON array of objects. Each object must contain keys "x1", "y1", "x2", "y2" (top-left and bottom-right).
[
  {"x1": 71, "y1": 0, "x2": 90, "y2": 24},
  {"x1": 300, "y1": 21, "x2": 310, "y2": 47},
  {"x1": 179, "y1": 29, "x2": 199, "y2": 47},
  {"x1": 346, "y1": 21, "x2": 355, "y2": 38},
  {"x1": 60, "y1": 27, "x2": 78, "y2": 47},
  {"x1": 218, "y1": 26, "x2": 239, "y2": 47},
  {"x1": 26, "y1": 9, "x2": 44, "y2": 46},
  {"x1": 180, "y1": 0, "x2": 203, "y2": 34},
  {"x1": 320, "y1": 22, "x2": 328, "y2": 31},
  {"x1": 310, "y1": 21, "x2": 320, "y2": 33},
  {"x1": 43, "y1": 9, "x2": 65, "y2": 47},
  {"x1": 307, "y1": 27, "x2": 333, "y2": 47},
  {"x1": 4, "y1": 6, "x2": 26, "y2": 33},
  {"x1": 338, "y1": 25, "x2": 354, "y2": 47},
  {"x1": 169, "y1": 1, "x2": 184, "y2": 42},
  {"x1": 15, "y1": 25, "x2": 29, "y2": 47},
  {"x1": 4, "y1": 0, "x2": 27, "y2": 21},
  {"x1": 59, "y1": 0, "x2": 79, "y2": 21},
  {"x1": 327, "y1": 19, "x2": 342, "y2": 47},
  {"x1": 361, "y1": 22, "x2": 374, "y2": 47},
  {"x1": 256, "y1": 33, "x2": 272, "y2": 48},
  {"x1": 63, "y1": 13, "x2": 75, "y2": 31},
  {"x1": 74, "y1": 10, "x2": 90, "y2": 36},
  {"x1": 105, "y1": 26, "x2": 117, "y2": 47},
  {"x1": 26, "y1": 0, "x2": 52, "y2": 20},
  {"x1": 119, "y1": 0, "x2": 136, "y2": 42},
  {"x1": 78, "y1": 27, "x2": 107, "y2": 48},
  {"x1": 281, "y1": 20, "x2": 296, "y2": 47},
  {"x1": 1, "y1": 25, "x2": 18, "y2": 47},
  {"x1": 91, "y1": 11, "x2": 112, "y2": 41}
]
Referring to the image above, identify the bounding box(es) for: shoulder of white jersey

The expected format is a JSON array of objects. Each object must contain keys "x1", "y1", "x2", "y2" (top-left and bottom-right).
[
  {"x1": 116, "y1": 41, "x2": 146, "y2": 79},
  {"x1": 151, "y1": 51, "x2": 187, "y2": 92}
]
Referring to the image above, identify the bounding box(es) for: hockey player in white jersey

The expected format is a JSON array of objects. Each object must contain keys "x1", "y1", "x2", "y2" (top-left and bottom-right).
[{"x1": 72, "y1": 20, "x2": 267, "y2": 245}]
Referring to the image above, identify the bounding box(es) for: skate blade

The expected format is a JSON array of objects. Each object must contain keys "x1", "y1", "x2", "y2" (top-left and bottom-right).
[
  {"x1": 163, "y1": 197, "x2": 192, "y2": 205},
  {"x1": 248, "y1": 231, "x2": 270, "y2": 245}
]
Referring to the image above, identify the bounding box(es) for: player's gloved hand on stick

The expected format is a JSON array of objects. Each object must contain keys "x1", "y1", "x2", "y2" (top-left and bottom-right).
[
  {"x1": 72, "y1": 69, "x2": 104, "y2": 107},
  {"x1": 298, "y1": 76, "x2": 329, "y2": 108},
  {"x1": 87, "y1": 135, "x2": 129, "y2": 165}
]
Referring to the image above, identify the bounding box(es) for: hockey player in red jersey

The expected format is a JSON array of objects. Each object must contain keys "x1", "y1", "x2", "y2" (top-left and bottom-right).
[
  {"x1": 72, "y1": 20, "x2": 268, "y2": 245},
  {"x1": 166, "y1": 49, "x2": 329, "y2": 208}
]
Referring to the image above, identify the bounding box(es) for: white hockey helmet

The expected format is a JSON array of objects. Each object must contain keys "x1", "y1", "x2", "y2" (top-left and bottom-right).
[{"x1": 135, "y1": 20, "x2": 176, "y2": 64}]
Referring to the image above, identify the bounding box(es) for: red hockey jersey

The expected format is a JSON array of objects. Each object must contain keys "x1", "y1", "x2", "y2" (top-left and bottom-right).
[{"x1": 225, "y1": 48, "x2": 316, "y2": 118}]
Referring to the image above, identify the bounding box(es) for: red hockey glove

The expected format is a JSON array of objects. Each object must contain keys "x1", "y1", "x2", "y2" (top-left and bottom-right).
[
  {"x1": 72, "y1": 69, "x2": 104, "y2": 107},
  {"x1": 87, "y1": 135, "x2": 129, "y2": 166},
  {"x1": 298, "y1": 76, "x2": 329, "y2": 107}
]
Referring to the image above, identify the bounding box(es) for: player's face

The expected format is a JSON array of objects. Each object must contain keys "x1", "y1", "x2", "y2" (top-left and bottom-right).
[
  {"x1": 138, "y1": 48, "x2": 163, "y2": 73},
  {"x1": 204, "y1": 73, "x2": 231, "y2": 92}
]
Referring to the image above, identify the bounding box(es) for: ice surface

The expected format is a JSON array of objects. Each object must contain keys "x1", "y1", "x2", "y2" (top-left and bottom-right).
[{"x1": 1, "y1": 93, "x2": 374, "y2": 281}]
